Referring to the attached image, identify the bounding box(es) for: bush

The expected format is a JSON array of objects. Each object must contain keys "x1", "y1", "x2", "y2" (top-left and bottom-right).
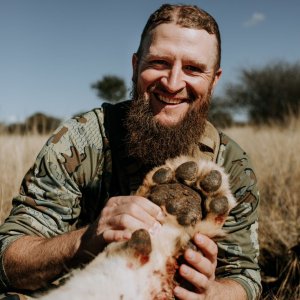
[{"x1": 223, "y1": 61, "x2": 300, "y2": 124}]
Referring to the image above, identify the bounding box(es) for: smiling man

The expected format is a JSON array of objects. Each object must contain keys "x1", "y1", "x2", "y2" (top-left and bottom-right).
[
  {"x1": 126, "y1": 20, "x2": 222, "y2": 167},
  {"x1": 0, "y1": 4, "x2": 261, "y2": 300}
]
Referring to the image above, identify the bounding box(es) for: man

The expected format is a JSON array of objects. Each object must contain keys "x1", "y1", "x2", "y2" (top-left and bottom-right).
[{"x1": 0, "y1": 4, "x2": 261, "y2": 299}]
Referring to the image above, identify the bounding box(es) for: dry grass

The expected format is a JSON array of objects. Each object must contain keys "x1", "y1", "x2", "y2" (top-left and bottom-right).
[
  {"x1": 0, "y1": 134, "x2": 49, "y2": 222},
  {"x1": 225, "y1": 117, "x2": 300, "y2": 299},
  {"x1": 0, "y1": 120, "x2": 299, "y2": 299}
]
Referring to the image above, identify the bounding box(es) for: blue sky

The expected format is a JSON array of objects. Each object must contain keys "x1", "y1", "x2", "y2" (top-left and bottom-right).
[{"x1": 1, "y1": 0, "x2": 299, "y2": 123}]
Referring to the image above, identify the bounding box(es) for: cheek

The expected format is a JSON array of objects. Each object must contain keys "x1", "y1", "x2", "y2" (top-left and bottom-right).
[
  {"x1": 191, "y1": 80, "x2": 213, "y2": 103},
  {"x1": 138, "y1": 70, "x2": 160, "y2": 92}
]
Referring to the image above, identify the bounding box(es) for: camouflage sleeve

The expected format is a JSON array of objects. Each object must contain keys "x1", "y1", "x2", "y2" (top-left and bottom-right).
[
  {"x1": 216, "y1": 132, "x2": 261, "y2": 300},
  {"x1": 0, "y1": 109, "x2": 107, "y2": 290}
]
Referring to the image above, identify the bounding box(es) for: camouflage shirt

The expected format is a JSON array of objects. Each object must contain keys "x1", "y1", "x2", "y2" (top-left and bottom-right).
[{"x1": 0, "y1": 101, "x2": 261, "y2": 299}]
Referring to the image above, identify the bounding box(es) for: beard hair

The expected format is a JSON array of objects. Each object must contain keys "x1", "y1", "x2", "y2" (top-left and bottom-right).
[{"x1": 124, "y1": 84, "x2": 212, "y2": 167}]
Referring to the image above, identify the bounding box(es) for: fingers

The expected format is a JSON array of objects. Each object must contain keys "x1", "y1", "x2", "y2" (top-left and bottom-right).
[
  {"x1": 181, "y1": 234, "x2": 217, "y2": 280},
  {"x1": 103, "y1": 196, "x2": 163, "y2": 228},
  {"x1": 174, "y1": 284, "x2": 203, "y2": 300},
  {"x1": 106, "y1": 195, "x2": 164, "y2": 221},
  {"x1": 193, "y1": 233, "x2": 218, "y2": 265},
  {"x1": 105, "y1": 213, "x2": 161, "y2": 234},
  {"x1": 174, "y1": 234, "x2": 218, "y2": 297},
  {"x1": 179, "y1": 263, "x2": 209, "y2": 290},
  {"x1": 102, "y1": 229, "x2": 132, "y2": 243},
  {"x1": 183, "y1": 249, "x2": 214, "y2": 279},
  {"x1": 99, "y1": 196, "x2": 164, "y2": 243}
]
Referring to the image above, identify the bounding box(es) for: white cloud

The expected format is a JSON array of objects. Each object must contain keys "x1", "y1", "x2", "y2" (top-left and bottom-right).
[{"x1": 243, "y1": 12, "x2": 266, "y2": 27}]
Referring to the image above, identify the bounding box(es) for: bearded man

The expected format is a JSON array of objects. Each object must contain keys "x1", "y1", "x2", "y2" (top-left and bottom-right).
[{"x1": 0, "y1": 4, "x2": 261, "y2": 300}]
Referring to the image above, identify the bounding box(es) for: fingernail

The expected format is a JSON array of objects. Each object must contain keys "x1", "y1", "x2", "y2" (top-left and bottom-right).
[
  {"x1": 156, "y1": 210, "x2": 165, "y2": 221},
  {"x1": 181, "y1": 265, "x2": 189, "y2": 275},
  {"x1": 174, "y1": 286, "x2": 181, "y2": 295},
  {"x1": 186, "y1": 249, "x2": 194, "y2": 260},
  {"x1": 149, "y1": 222, "x2": 161, "y2": 235},
  {"x1": 195, "y1": 234, "x2": 204, "y2": 244},
  {"x1": 124, "y1": 231, "x2": 132, "y2": 240}
]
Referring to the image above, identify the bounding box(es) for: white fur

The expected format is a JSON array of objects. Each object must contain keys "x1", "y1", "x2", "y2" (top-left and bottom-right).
[{"x1": 40, "y1": 215, "x2": 191, "y2": 300}]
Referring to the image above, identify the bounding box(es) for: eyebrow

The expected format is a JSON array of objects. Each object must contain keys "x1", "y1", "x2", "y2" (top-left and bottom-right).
[
  {"x1": 144, "y1": 52, "x2": 208, "y2": 70},
  {"x1": 143, "y1": 53, "x2": 170, "y2": 61}
]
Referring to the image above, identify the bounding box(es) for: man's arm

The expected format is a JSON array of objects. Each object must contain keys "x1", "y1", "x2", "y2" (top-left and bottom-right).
[
  {"x1": 2, "y1": 195, "x2": 163, "y2": 291},
  {"x1": 3, "y1": 228, "x2": 88, "y2": 291}
]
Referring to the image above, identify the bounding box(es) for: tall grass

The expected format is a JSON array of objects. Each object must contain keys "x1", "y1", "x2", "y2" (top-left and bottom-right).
[
  {"x1": 225, "y1": 118, "x2": 300, "y2": 300},
  {"x1": 0, "y1": 120, "x2": 299, "y2": 299},
  {"x1": 0, "y1": 134, "x2": 49, "y2": 222}
]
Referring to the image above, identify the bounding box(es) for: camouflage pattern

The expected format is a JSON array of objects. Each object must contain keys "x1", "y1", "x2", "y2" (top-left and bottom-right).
[
  {"x1": 0, "y1": 101, "x2": 261, "y2": 299},
  {"x1": 216, "y1": 133, "x2": 261, "y2": 299}
]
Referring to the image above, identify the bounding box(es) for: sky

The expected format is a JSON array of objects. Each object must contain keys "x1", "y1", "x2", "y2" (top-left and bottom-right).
[{"x1": 0, "y1": 0, "x2": 299, "y2": 124}]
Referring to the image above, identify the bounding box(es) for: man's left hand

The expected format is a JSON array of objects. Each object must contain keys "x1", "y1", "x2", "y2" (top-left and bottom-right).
[{"x1": 174, "y1": 233, "x2": 218, "y2": 299}]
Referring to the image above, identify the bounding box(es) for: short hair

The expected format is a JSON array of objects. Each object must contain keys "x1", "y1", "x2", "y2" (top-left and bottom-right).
[{"x1": 136, "y1": 4, "x2": 221, "y2": 72}]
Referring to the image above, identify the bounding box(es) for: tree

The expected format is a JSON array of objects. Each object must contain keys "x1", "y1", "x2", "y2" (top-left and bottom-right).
[
  {"x1": 208, "y1": 96, "x2": 233, "y2": 128},
  {"x1": 91, "y1": 75, "x2": 127, "y2": 102},
  {"x1": 222, "y1": 61, "x2": 300, "y2": 124},
  {"x1": 25, "y1": 112, "x2": 61, "y2": 134},
  {"x1": 5, "y1": 113, "x2": 61, "y2": 135}
]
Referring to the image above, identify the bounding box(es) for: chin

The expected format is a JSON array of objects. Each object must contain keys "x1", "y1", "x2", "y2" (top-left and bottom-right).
[
  {"x1": 153, "y1": 113, "x2": 185, "y2": 128},
  {"x1": 150, "y1": 100, "x2": 189, "y2": 127}
]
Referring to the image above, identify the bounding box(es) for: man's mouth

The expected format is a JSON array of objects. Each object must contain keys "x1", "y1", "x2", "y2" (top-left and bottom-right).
[{"x1": 154, "y1": 93, "x2": 188, "y2": 105}]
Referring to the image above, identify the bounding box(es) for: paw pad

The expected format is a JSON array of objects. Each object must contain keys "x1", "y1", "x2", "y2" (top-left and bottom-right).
[
  {"x1": 136, "y1": 155, "x2": 236, "y2": 237},
  {"x1": 149, "y1": 183, "x2": 202, "y2": 226},
  {"x1": 126, "y1": 229, "x2": 152, "y2": 265},
  {"x1": 209, "y1": 196, "x2": 229, "y2": 215},
  {"x1": 199, "y1": 170, "x2": 222, "y2": 193},
  {"x1": 152, "y1": 167, "x2": 173, "y2": 184},
  {"x1": 175, "y1": 161, "x2": 198, "y2": 182}
]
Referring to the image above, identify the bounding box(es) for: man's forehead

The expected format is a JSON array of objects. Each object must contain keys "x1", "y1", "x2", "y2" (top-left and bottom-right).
[{"x1": 141, "y1": 23, "x2": 218, "y2": 67}]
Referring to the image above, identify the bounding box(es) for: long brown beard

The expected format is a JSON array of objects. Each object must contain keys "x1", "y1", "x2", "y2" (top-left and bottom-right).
[{"x1": 124, "y1": 90, "x2": 211, "y2": 166}]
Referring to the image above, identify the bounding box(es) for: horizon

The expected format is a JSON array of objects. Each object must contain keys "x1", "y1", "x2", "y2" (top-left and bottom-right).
[{"x1": 1, "y1": 0, "x2": 299, "y2": 124}]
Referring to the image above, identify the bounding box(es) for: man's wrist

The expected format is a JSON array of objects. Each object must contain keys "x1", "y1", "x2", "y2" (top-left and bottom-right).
[
  {"x1": 210, "y1": 278, "x2": 247, "y2": 300},
  {"x1": 70, "y1": 224, "x2": 107, "y2": 267}
]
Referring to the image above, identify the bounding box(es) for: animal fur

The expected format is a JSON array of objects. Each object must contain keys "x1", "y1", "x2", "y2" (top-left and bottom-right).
[{"x1": 40, "y1": 155, "x2": 236, "y2": 300}]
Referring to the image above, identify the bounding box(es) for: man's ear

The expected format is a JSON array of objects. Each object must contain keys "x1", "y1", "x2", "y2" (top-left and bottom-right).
[
  {"x1": 132, "y1": 53, "x2": 138, "y2": 83},
  {"x1": 212, "y1": 68, "x2": 222, "y2": 88}
]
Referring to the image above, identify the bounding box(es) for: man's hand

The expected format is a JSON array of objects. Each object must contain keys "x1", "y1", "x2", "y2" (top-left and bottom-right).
[
  {"x1": 3, "y1": 196, "x2": 163, "y2": 291},
  {"x1": 174, "y1": 233, "x2": 217, "y2": 299},
  {"x1": 95, "y1": 195, "x2": 164, "y2": 243},
  {"x1": 174, "y1": 233, "x2": 247, "y2": 300}
]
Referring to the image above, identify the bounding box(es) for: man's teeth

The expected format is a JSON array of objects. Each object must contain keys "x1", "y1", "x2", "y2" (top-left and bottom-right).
[{"x1": 156, "y1": 94, "x2": 183, "y2": 104}]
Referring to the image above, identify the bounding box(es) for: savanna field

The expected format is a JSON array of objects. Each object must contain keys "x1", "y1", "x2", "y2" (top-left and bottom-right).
[{"x1": 0, "y1": 120, "x2": 299, "y2": 299}]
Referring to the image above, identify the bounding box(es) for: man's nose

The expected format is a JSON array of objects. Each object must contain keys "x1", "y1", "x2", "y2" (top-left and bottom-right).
[{"x1": 160, "y1": 64, "x2": 185, "y2": 93}]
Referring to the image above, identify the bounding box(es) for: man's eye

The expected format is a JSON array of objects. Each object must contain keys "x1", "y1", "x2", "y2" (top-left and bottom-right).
[
  {"x1": 184, "y1": 65, "x2": 202, "y2": 73},
  {"x1": 150, "y1": 60, "x2": 168, "y2": 67}
]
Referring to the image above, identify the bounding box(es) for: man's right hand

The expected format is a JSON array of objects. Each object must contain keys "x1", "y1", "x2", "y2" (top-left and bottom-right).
[
  {"x1": 3, "y1": 195, "x2": 163, "y2": 291},
  {"x1": 94, "y1": 195, "x2": 165, "y2": 243}
]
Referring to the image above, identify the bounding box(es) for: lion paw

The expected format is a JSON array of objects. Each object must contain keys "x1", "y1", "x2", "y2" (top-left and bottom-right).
[{"x1": 136, "y1": 155, "x2": 236, "y2": 237}]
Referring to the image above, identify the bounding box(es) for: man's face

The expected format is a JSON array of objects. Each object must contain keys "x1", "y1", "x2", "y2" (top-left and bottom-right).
[{"x1": 132, "y1": 23, "x2": 222, "y2": 127}]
